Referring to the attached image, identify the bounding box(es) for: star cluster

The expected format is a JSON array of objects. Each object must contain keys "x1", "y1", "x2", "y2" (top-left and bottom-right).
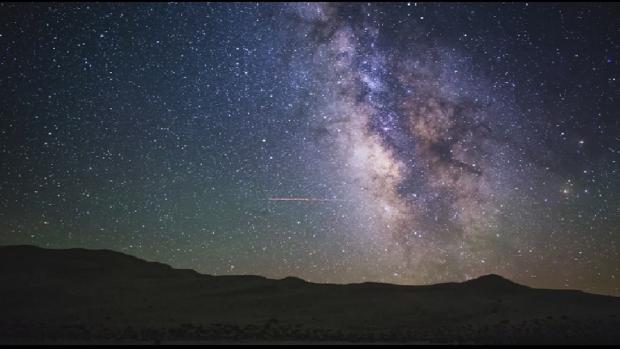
[{"x1": 0, "y1": 2, "x2": 618, "y2": 295}]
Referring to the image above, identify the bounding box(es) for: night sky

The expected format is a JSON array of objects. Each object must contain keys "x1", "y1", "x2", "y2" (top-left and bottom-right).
[{"x1": 1, "y1": 2, "x2": 619, "y2": 296}]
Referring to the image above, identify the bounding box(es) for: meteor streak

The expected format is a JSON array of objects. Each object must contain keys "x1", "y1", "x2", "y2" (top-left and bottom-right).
[{"x1": 267, "y1": 197, "x2": 346, "y2": 202}]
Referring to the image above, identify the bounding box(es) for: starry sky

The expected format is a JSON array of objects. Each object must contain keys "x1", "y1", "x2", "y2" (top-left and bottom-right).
[{"x1": 1, "y1": 2, "x2": 619, "y2": 296}]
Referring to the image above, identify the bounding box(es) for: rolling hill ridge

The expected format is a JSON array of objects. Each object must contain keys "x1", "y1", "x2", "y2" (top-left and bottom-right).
[{"x1": 1, "y1": 245, "x2": 618, "y2": 344}]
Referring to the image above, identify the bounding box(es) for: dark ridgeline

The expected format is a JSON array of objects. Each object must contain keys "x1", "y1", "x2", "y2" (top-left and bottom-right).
[{"x1": 1, "y1": 245, "x2": 618, "y2": 344}]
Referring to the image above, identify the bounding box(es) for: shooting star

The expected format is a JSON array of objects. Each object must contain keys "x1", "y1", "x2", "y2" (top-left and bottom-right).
[{"x1": 267, "y1": 197, "x2": 348, "y2": 202}]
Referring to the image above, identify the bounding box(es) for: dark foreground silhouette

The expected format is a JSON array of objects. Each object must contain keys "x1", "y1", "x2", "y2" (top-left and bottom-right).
[{"x1": 1, "y1": 245, "x2": 619, "y2": 344}]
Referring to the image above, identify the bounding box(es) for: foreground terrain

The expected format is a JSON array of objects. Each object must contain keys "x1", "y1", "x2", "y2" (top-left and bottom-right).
[{"x1": 1, "y1": 245, "x2": 619, "y2": 344}]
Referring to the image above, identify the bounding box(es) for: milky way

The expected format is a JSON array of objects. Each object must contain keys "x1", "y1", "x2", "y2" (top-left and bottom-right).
[
  {"x1": 287, "y1": 3, "x2": 537, "y2": 283},
  {"x1": 1, "y1": 2, "x2": 618, "y2": 295}
]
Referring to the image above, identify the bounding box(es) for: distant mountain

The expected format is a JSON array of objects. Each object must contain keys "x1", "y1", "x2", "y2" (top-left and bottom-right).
[{"x1": 1, "y1": 245, "x2": 618, "y2": 344}]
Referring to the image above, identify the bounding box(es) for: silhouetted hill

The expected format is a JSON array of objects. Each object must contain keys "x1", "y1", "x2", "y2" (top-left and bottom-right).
[
  {"x1": 460, "y1": 274, "x2": 530, "y2": 293},
  {"x1": 0, "y1": 245, "x2": 199, "y2": 279},
  {"x1": 465, "y1": 273, "x2": 515, "y2": 286},
  {"x1": 1, "y1": 245, "x2": 619, "y2": 344}
]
